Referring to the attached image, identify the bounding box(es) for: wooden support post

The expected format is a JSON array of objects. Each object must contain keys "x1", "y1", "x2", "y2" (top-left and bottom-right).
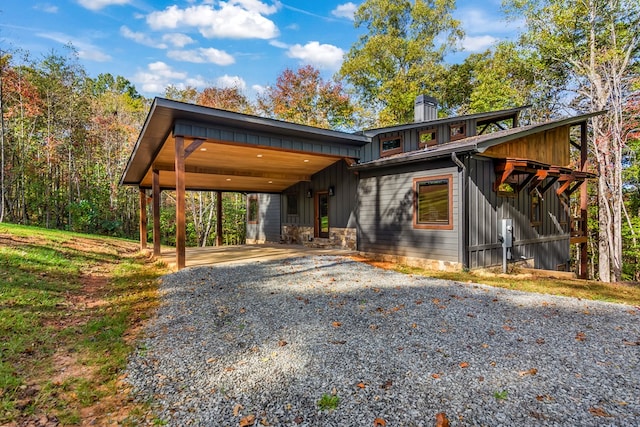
[
  {"x1": 153, "y1": 168, "x2": 161, "y2": 258},
  {"x1": 579, "y1": 121, "x2": 588, "y2": 279},
  {"x1": 139, "y1": 188, "x2": 147, "y2": 251},
  {"x1": 216, "y1": 190, "x2": 223, "y2": 247},
  {"x1": 175, "y1": 136, "x2": 186, "y2": 269}
]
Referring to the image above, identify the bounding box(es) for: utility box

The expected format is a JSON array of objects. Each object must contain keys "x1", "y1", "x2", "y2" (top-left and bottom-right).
[{"x1": 501, "y1": 218, "x2": 513, "y2": 248}]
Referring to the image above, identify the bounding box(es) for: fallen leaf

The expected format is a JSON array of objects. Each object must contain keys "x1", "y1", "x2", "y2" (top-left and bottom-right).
[
  {"x1": 233, "y1": 404, "x2": 243, "y2": 417},
  {"x1": 415, "y1": 299, "x2": 423, "y2": 305},
  {"x1": 519, "y1": 368, "x2": 538, "y2": 376},
  {"x1": 225, "y1": 367, "x2": 236, "y2": 372},
  {"x1": 278, "y1": 340, "x2": 288, "y2": 347},
  {"x1": 432, "y1": 298, "x2": 441, "y2": 304},
  {"x1": 373, "y1": 288, "x2": 380, "y2": 293},
  {"x1": 239, "y1": 308, "x2": 246, "y2": 313},
  {"x1": 293, "y1": 416, "x2": 303, "y2": 424},
  {"x1": 369, "y1": 324, "x2": 378, "y2": 330},
  {"x1": 206, "y1": 357, "x2": 217, "y2": 363},
  {"x1": 357, "y1": 382, "x2": 367, "y2": 389},
  {"x1": 623, "y1": 340, "x2": 640, "y2": 346},
  {"x1": 589, "y1": 407, "x2": 612, "y2": 417},
  {"x1": 332, "y1": 321, "x2": 342, "y2": 327},
  {"x1": 481, "y1": 343, "x2": 489, "y2": 349},
  {"x1": 260, "y1": 418, "x2": 270, "y2": 426},
  {"x1": 467, "y1": 313, "x2": 475, "y2": 317},
  {"x1": 536, "y1": 394, "x2": 554, "y2": 402},
  {"x1": 435, "y1": 412, "x2": 450, "y2": 427},
  {"x1": 431, "y1": 373, "x2": 440, "y2": 379},
  {"x1": 576, "y1": 332, "x2": 587, "y2": 341},
  {"x1": 373, "y1": 418, "x2": 386, "y2": 426},
  {"x1": 380, "y1": 380, "x2": 392, "y2": 389},
  {"x1": 239, "y1": 414, "x2": 256, "y2": 426},
  {"x1": 502, "y1": 325, "x2": 516, "y2": 331},
  {"x1": 411, "y1": 323, "x2": 417, "y2": 328},
  {"x1": 536, "y1": 338, "x2": 546, "y2": 344},
  {"x1": 459, "y1": 362, "x2": 469, "y2": 368},
  {"x1": 329, "y1": 340, "x2": 346, "y2": 345}
]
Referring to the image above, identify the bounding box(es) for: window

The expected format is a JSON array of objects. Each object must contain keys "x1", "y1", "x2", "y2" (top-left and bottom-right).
[
  {"x1": 287, "y1": 194, "x2": 298, "y2": 215},
  {"x1": 419, "y1": 129, "x2": 437, "y2": 148},
  {"x1": 380, "y1": 135, "x2": 403, "y2": 156},
  {"x1": 413, "y1": 175, "x2": 453, "y2": 230},
  {"x1": 449, "y1": 123, "x2": 466, "y2": 141},
  {"x1": 530, "y1": 192, "x2": 542, "y2": 226},
  {"x1": 248, "y1": 195, "x2": 259, "y2": 224}
]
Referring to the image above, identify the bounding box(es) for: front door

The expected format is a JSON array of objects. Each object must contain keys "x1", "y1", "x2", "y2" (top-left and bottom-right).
[{"x1": 315, "y1": 192, "x2": 329, "y2": 238}]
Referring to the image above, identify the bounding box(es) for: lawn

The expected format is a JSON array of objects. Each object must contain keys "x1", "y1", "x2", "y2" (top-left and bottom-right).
[{"x1": 0, "y1": 223, "x2": 167, "y2": 426}]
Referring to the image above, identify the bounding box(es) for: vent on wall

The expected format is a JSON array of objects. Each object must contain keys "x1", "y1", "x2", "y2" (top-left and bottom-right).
[{"x1": 414, "y1": 95, "x2": 438, "y2": 122}]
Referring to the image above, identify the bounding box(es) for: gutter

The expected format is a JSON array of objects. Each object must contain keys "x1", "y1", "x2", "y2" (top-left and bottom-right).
[{"x1": 451, "y1": 152, "x2": 469, "y2": 270}]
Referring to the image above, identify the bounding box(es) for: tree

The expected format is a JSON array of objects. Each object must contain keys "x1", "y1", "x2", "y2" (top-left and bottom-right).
[
  {"x1": 506, "y1": 0, "x2": 640, "y2": 281},
  {"x1": 196, "y1": 86, "x2": 254, "y2": 114},
  {"x1": 338, "y1": 0, "x2": 462, "y2": 125},
  {"x1": 257, "y1": 65, "x2": 354, "y2": 129}
]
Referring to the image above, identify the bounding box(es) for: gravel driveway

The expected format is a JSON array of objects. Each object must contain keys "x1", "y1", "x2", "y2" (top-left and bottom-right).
[{"x1": 126, "y1": 255, "x2": 640, "y2": 426}]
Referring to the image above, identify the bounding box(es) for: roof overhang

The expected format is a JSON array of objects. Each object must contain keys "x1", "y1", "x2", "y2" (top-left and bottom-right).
[
  {"x1": 351, "y1": 111, "x2": 605, "y2": 171},
  {"x1": 120, "y1": 98, "x2": 370, "y2": 193}
]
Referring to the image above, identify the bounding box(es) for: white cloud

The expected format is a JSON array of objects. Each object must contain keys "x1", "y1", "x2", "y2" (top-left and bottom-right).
[
  {"x1": 269, "y1": 40, "x2": 289, "y2": 49},
  {"x1": 167, "y1": 47, "x2": 235, "y2": 65},
  {"x1": 147, "y1": 3, "x2": 279, "y2": 40},
  {"x1": 162, "y1": 33, "x2": 195, "y2": 48},
  {"x1": 77, "y1": 0, "x2": 130, "y2": 11},
  {"x1": 286, "y1": 41, "x2": 344, "y2": 70},
  {"x1": 457, "y1": 7, "x2": 524, "y2": 36},
  {"x1": 229, "y1": 0, "x2": 280, "y2": 15},
  {"x1": 331, "y1": 2, "x2": 357, "y2": 20},
  {"x1": 132, "y1": 61, "x2": 189, "y2": 93},
  {"x1": 36, "y1": 31, "x2": 112, "y2": 61},
  {"x1": 120, "y1": 26, "x2": 167, "y2": 48},
  {"x1": 215, "y1": 74, "x2": 247, "y2": 89},
  {"x1": 34, "y1": 3, "x2": 59, "y2": 13},
  {"x1": 251, "y1": 84, "x2": 267, "y2": 94},
  {"x1": 461, "y1": 35, "x2": 499, "y2": 52}
]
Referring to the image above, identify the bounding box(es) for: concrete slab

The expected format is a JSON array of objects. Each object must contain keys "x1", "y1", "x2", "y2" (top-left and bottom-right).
[{"x1": 160, "y1": 243, "x2": 355, "y2": 269}]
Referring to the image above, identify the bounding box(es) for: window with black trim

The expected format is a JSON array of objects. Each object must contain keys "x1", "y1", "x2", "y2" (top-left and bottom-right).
[
  {"x1": 419, "y1": 129, "x2": 437, "y2": 148},
  {"x1": 449, "y1": 123, "x2": 466, "y2": 141},
  {"x1": 248, "y1": 195, "x2": 259, "y2": 224},
  {"x1": 413, "y1": 175, "x2": 453, "y2": 230},
  {"x1": 380, "y1": 135, "x2": 403, "y2": 156},
  {"x1": 287, "y1": 194, "x2": 298, "y2": 215}
]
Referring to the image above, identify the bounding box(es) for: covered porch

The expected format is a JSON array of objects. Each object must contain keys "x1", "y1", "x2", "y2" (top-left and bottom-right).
[{"x1": 120, "y1": 98, "x2": 368, "y2": 269}]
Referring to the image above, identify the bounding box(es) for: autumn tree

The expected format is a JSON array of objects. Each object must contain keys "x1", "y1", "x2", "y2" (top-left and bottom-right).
[
  {"x1": 338, "y1": 0, "x2": 462, "y2": 125},
  {"x1": 506, "y1": 0, "x2": 640, "y2": 281},
  {"x1": 257, "y1": 65, "x2": 354, "y2": 129},
  {"x1": 197, "y1": 86, "x2": 254, "y2": 114}
]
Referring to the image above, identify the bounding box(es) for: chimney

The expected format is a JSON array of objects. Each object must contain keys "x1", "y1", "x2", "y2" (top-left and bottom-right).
[{"x1": 414, "y1": 95, "x2": 438, "y2": 122}]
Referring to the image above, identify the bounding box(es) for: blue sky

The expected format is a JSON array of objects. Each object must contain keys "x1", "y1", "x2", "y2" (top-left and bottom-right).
[{"x1": 0, "y1": 0, "x2": 523, "y2": 99}]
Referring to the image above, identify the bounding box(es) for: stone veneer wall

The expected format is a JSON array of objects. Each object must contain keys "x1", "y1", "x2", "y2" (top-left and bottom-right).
[
  {"x1": 281, "y1": 225, "x2": 357, "y2": 250},
  {"x1": 358, "y1": 252, "x2": 462, "y2": 272}
]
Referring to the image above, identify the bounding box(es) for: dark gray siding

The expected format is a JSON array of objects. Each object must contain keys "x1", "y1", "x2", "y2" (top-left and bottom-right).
[
  {"x1": 466, "y1": 156, "x2": 570, "y2": 270},
  {"x1": 360, "y1": 119, "x2": 477, "y2": 163},
  {"x1": 357, "y1": 160, "x2": 460, "y2": 262},
  {"x1": 282, "y1": 160, "x2": 358, "y2": 228},
  {"x1": 246, "y1": 194, "x2": 281, "y2": 242}
]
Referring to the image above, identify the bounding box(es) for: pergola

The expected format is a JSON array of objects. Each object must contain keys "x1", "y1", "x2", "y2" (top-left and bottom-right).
[{"x1": 120, "y1": 98, "x2": 368, "y2": 268}]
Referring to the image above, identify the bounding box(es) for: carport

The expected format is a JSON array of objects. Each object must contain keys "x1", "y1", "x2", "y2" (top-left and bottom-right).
[{"x1": 120, "y1": 98, "x2": 369, "y2": 269}]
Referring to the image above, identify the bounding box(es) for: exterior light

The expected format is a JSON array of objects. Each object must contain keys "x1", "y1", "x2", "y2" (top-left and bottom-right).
[
  {"x1": 328, "y1": 186, "x2": 335, "y2": 196},
  {"x1": 306, "y1": 189, "x2": 313, "y2": 198}
]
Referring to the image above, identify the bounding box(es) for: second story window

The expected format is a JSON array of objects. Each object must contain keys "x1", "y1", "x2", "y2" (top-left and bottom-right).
[
  {"x1": 419, "y1": 129, "x2": 437, "y2": 148},
  {"x1": 380, "y1": 135, "x2": 403, "y2": 156},
  {"x1": 449, "y1": 123, "x2": 466, "y2": 141}
]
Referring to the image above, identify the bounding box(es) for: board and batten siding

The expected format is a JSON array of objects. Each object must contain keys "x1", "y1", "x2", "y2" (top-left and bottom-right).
[
  {"x1": 466, "y1": 156, "x2": 570, "y2": 270},
  {"x1": 282, "y1": 160, "x2": 358, "y2": 229},
  {"x1": 246, "y1": 193, "x2": 281, "y2": 243},
  {"x1": 357, "y1": 161, "x2": 460, "y2": 263}
]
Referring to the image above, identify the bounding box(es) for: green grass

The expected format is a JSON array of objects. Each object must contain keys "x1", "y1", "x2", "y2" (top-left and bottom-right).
[
  {"x1": 317, "y1": 393, "x2": 340, "y2": 411},
  {"x1": 0, "y1": 223, "x2": 167, "y2": 425},
  {"x1": 392, "y1": 265, "x2": 640, "y2": 306}
]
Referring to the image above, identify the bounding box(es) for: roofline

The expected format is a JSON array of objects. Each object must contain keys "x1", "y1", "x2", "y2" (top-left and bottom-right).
[
  {"x1": 120, "y1": 97, "x2": 370, "y2": 186},
  {"x1": 351, "y1": 110, "x2": 605, "y2": 171},
  {"x1": 362, "y1": 105, "x2": 530, "y2": 137}
]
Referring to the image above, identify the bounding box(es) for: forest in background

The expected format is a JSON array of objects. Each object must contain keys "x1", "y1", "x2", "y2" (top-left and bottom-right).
[{"x1": 0, "y1": 0, "x2": 638, "y2": 281}]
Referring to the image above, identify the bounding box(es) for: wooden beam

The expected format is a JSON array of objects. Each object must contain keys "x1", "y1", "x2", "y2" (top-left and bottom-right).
[
  {"x1": 139, "y1": 188, "x2": 147, "y2": 251},
  {"x1": 216, "y1": 191, "x2": 223, "y2": 247},
  {"x1": 494, "y1": 160, "x2": 516, "y2": 191},
  {"x1": 152, "y1": 168, "x2": 161, "y2": 257},
  {"x1": 540, "y1": 176, "x2": 559, "y2": 194},
  {"x1": 528, "y1": 169, "x2": 548, "y2": 192},
  {"x1": 579, "y1": 121, "x2": 588, "y2": 279},
  {"x1": 556, "y1": 177, "x2": 573, "y2": 195},
  {"x1": 153, "y1": 163, "x2": 311, "y2": 182},
  {"x1": 175, "y1": 136, "x2": 186, "y2": 270},
  {"x1": 184, "y1": 138, "x2": 205, "y2": 159}
]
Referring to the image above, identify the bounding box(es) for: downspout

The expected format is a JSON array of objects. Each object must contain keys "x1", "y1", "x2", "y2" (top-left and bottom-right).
[{"x1": 451, "y1": 152, "x2": 468, "y2": 270}]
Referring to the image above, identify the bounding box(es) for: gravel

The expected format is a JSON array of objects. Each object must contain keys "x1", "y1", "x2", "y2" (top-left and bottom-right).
[{"x1": 125, "y1": 255, "x2": 640, "y2": 426}]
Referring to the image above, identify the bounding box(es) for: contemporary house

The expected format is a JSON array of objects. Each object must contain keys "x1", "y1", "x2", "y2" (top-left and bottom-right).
[{"x1": 121, "y1": 97, "x2": 597, "y2": 277}]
